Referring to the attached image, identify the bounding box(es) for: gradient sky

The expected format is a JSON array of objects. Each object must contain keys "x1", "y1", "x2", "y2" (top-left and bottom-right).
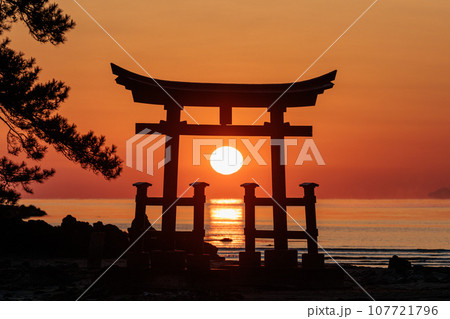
[{"x1": 2, "y1": 0, "x2": 449, "y2": 199}]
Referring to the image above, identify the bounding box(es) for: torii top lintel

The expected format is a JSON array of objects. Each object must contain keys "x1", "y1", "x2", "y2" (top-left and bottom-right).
[{"x1": 111, "y1": 63, "x2": 337, "y2": 108}]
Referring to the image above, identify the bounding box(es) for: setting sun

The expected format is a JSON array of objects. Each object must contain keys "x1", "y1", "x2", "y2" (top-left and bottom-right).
[{"x1": 210, "y1": 146, "x2": 244, "y2": 175}]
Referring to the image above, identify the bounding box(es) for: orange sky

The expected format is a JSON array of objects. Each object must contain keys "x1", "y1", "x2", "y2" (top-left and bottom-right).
[{"x1": 2, "y1": 0, "x2": 449, "y2": 199}]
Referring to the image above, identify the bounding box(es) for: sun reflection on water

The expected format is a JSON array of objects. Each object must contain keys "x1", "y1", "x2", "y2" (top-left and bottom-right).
[{"x1": 205, "y1": 199, "x2": 245, "y2": 249}]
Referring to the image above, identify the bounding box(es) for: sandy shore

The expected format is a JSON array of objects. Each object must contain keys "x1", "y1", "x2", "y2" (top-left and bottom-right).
[{"x1": 0, "y1": 257, "x2": 448, "y2": 300}]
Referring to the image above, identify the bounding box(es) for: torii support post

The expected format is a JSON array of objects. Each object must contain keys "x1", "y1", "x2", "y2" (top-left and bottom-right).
[
  {"x1": 269, "y1": 107, "x2": 288, "y2": 250},
  {"x1": 264, "y1": 107, "x2": 298, "y2": 268},
  {"x1": 127, "y1": 182, "x2": 152, "y2": 270},
  {"x1": 239, "y1": 183, "x2": 261, "y2": 268},
  {"x1": 130, "y1": 182, "x2": 152, "y2": 247},
  {"x1": 186, "y1": 182, "x2": 210, "y2": 271},
  {"x1": 191, "y1": 182, "x2": 209, "y2": 254},
  {"x1": 300, "y1": 183, "x2": 324, "y2": 268}
]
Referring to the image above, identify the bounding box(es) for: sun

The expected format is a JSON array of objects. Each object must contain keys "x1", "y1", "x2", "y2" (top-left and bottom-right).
[{"x1": 210, "y1": 146, "x2": 243, "y2": 175}]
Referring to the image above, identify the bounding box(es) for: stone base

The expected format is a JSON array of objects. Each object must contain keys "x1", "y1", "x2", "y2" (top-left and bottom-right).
[
  {"x1": 150, "y1": 250, "x2": 186, "y2": 271},
  {"x1": 186, "y1": 254, "x2": 210, "y2": 271},
  {"x1": 302, "y1": 253, "x2": 325, "y2": 269},
  {"x1": 264, "y1": 249, "x2": 298, "y2": 269},
  {"x1": 239, "y1": 251, "x2": 261, "y2": 268},
  {"x1": 126, "y1": 251, "x2": 149, "y2": 270}
]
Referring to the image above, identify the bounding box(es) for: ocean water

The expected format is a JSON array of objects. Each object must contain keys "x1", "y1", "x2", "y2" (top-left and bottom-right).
[{"x1": 23, "y1": 198, "x2": 450, "y2": 267}]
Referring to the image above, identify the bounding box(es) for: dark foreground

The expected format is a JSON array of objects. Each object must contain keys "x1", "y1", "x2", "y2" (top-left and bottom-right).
[{"x1": 0, "y1": 258, "x2": 449, "y2": 301}]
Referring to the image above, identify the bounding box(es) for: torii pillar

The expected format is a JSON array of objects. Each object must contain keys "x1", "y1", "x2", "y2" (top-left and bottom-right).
[
  {"x1": 269, "y1": 106, "x2": 288, "y2": 250},
  {"x1": 161, "y1": 102, "x2": 180, "y2": 250}
]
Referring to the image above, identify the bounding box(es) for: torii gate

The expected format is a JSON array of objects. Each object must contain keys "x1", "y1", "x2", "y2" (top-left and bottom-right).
[{"x1": 111, "y1": 63, "x2": 336, "y2": 268}]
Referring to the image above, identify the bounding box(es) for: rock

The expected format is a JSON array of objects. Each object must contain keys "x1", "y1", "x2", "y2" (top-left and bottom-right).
[
  {"x1": 0, "y1": 212, "x2": 129, "y2": 259},
  {"x1": 388, "y1": 255, "x2": 411, "y2": 272},
  {"x1": 204, "y1": 242, "x2": 223, "y2": 260}
]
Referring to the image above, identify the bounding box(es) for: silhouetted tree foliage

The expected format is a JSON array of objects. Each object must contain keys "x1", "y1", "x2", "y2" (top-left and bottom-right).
[{"x1": 0, "y1": 0, "x2": 122, "y2": 204}]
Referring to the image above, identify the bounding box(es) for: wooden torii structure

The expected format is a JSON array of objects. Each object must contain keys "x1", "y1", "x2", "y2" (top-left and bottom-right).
[{"x1": 111, "y1": 63, "x2": 336, "y2": 268}]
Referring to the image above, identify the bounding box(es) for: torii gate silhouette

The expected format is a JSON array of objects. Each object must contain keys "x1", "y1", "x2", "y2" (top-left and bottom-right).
[{"x1": 112, "y1": 63, "x2": 336, "y2": 269}]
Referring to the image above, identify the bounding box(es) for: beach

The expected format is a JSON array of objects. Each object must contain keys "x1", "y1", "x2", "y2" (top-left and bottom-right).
[{"x1": 0, "y1": 257, "x2": 449, "y2": 301}]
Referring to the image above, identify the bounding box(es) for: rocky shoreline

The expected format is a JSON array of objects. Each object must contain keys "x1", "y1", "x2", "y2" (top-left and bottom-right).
[{"x1": 0, "y1": 257, "x2": 449, "y2": 300}]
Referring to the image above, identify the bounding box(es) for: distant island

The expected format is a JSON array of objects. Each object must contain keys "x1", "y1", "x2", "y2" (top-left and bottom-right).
[{"x1": 428, "y1": 187, "x2": 450, "y2": 199}]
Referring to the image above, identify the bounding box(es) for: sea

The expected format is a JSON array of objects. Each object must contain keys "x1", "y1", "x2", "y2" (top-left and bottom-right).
[{"x1": 23, "y1": 198, "x2": 450, "y2": 268}]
